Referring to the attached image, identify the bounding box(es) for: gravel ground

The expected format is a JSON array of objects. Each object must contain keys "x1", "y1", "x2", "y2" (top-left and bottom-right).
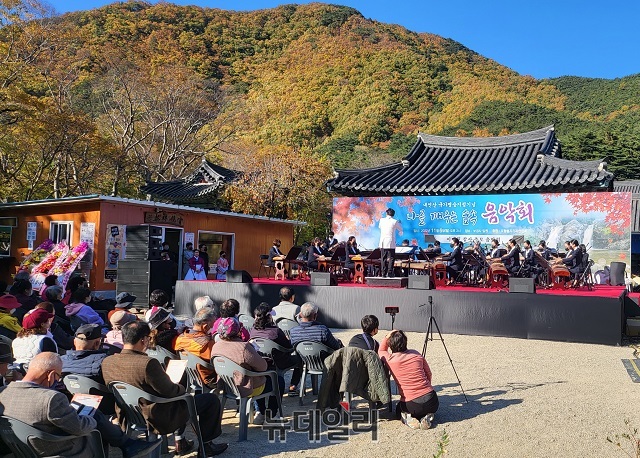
[{"x1": 110, "y1": 329, "x2": 640, "y2": 458}]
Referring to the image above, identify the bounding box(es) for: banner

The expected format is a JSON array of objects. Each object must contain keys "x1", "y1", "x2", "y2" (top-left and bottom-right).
[
  {"x1": 105, "y1": 224, "x2": 126, "y2": 280},
  {"x1": 333, "y1": 192, "x2": 631, "y2": 268},
  {"x1": 0, "y1": 226, "x2": 11, "y2": 257}
]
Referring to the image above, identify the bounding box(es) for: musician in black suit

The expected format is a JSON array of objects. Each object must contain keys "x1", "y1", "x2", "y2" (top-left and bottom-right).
[
  {"x1": 489, "y1": 238, "x2": 501, "y2": 258},
  {"x1": 344, "y1": 236, "x2": 360, "y2": 271},
  {"x1": 522, "y1": 240, "x2": 535, "y2": 267},
  {"x1": 441, "y1": 237, "x2": 463, "y2": 285},
  {"x1": 425, "y1": 240, "x2": 442, "y2": 256},
  {"x1": 325, "y1": 232, "x2": 339, "y2": 253},
  {"x1": 500, "y1": 238, "x2": 521, "y2": 275},
  {"x1": 307, "y1": 237, "x2": 328, "y2": 270},
  {"x1": 562, "y1": 239, "x2": 583, "y2": 276},
  {"x1": 537, "y1": 240, "x2": 551, "y2": 260},
  {"x1": 267, "y1": 239, "x2": 284, "y2": 267}
]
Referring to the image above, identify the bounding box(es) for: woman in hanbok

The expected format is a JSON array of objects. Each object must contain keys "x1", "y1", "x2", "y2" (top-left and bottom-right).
[
  {"x1": 216, "y1": 251, "x2": 229, "y2": 280},
  {"x1": 185, "y1": 249, "x2": 208, "y2": 280}
]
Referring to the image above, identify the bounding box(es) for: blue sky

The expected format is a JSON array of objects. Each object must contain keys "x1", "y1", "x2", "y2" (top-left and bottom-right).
[{"x1": 46, "y1": 0, "x2": 639, "y2": 80}]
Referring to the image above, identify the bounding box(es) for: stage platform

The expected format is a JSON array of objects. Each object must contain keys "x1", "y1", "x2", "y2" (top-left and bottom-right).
[{"x1": 174, "y1": 279, "x2": 627, "y2": 346}]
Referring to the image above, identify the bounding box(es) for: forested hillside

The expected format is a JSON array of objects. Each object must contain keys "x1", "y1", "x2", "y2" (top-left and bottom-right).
[{"x1": 1, "y1": 0, "x2": 638, "y2": 237}]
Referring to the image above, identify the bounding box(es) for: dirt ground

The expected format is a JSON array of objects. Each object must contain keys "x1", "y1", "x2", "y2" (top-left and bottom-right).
[{"x1": 111, "y1": 328, "x2": 640, "y2": 458}]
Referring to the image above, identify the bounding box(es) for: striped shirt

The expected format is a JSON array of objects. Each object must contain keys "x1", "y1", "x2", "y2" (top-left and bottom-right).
[{"x1": 289, "y1": 321, "x2": 343, "y2": 350}]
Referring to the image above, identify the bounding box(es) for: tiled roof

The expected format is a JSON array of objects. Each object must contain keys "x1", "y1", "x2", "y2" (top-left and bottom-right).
[
  {"x1": 327, "y1": 126, "x2": 614, "y2": 196},
  {"x1": 140, "y1": 160, "x2": 238, "y2": 203},
  {"x1": 613, "y1": 180, "x2": 640, "y2": 232}
]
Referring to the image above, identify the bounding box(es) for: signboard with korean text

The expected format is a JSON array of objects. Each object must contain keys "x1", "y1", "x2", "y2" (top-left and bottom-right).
[
  {"x1": 80, "y1": 222, "x2": 95, "y2": 265},
  {"x1": 144, "y1": 211, "x2": 184, "y2": 227},
  {"x1": 333, "y1": 192, "x2": 631, "y2": 267},
  {"x1": 105, "y1": 224, "x2": 126, "y2": 280}
]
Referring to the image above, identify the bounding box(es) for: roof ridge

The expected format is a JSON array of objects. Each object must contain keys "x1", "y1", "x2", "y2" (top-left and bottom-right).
[{"x1": 417, "y1": 125, "x2": 555, "y2": 148}]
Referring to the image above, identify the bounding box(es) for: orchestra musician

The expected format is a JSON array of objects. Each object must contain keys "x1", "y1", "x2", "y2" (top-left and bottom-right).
[
  {"x1": 267, "y1": 239, "x2": 284, "y2": 267},
  {"x1": 561, "y1": 239, "x2": 583, "y2": 278},
  {"x1": 325, "y1": 231, "x2": 339, "y2": 253},
  {"x1": 344, "y1": 236, "x2": 360, "y2": 271},
  {"x1": 425, "y1": 240, "x2": 442, "y2": 256},
  {"x1": 488, "y1": 239, "x2": 501, "y2": 258},
  {"x1": 500, "y1": 238, "x2": 521, "y2": 275},
  {"x1": 440, "y1": 237, "x2": 463, "y2": 285},
  {"x1": 522, "y1": 240, "x2": 535, "y2": 268},
  {"x1": 307, "y1": 237, "x2": 328, "y2": 270},
  {"x1": 537, "y1": 240, "x2": 551, "y2": 260},
  {"x1": 470, "y1": 240, "x2": 488, "y2": 281}
]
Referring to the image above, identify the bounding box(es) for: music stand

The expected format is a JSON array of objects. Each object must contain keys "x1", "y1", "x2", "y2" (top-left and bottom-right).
[{"x1": 420, "y1": 296, "x2": 468, "y2": 402}]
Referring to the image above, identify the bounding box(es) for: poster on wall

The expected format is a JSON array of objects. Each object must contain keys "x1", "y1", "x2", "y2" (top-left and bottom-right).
[
  {"x1": 105, "y1": 224, "x2": 126, "y2": 280},
  {"x1": 185, "y1": 232, "x2": 195, "y2": 246},
  {"x1": 80, "y1": 222, "x2": 95, "y2": 265},
  {"x1": 0, "y1": 226, "x2": 11, "y2": 257},
  {"x1": 333, "y1": 192, "x2": 631, "y2": 269}
]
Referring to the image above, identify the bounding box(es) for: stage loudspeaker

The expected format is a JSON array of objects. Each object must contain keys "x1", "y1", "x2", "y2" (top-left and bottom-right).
[
  {"x1": 509, "y1": 277, "x2": 536, "y2": 293},
  {"x1": 227, "y1": 270, "x2": 253, "y2": 283},
  {"x1": 407, "y1": 274, "x2": 434, "y2": 290},
  {"x1": 310, "y1": 272, "x2": 337, "y2": 286},
  {"x1": 610, "y1": 262, "x2": 626, "y2": 286}
]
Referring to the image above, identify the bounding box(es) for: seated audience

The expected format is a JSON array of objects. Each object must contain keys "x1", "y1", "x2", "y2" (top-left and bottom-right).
[
  {"x1": 0, "y1": 294, "x2": 22, "y2": 339},
  {"x1": 0, "y1": 352, "x2": 160, "y2": 458},
  {"x1": 65, "y1": 287, "x2": 105, "y2": 332},
  {"x1": 0, "y1": 339, "x2": 21, "y2": 386},
  {"x1": 194, "y1": 295, "x2": 215, "y2": 312},
  {"x1": 147, "y1": 307, "x2": 179, "y2": 353},
  {"x1": 34, "y1": 301, "x2": 73, "y2": 350},
  {"x1": 379, "y1": 330, "x2": 438, "y2": 430},
  {"x1": 105, "y1": 310, "x2": 137, "y2": 349},
  {"x1": 289, "y1": 302, "x2": 343, "y2": 350},
  {"x1": 212, "y1": 317, "x2": 283, "y2": 425},
  {"x1": 40, "y1": 274, "x2": 58, "y2": 301},
  {"x1": 271, "y1": 287, "x2": 300, "y2": 322},
  {"x1": 108, "y1": 292, "x2": 137, "y2": 321},
  {"x1": 45, "y1": 285, "x2": 69, "y2": 324},
  {"x1": 61, "y1": 324, "x2": 109, "y2": 383},
  {"x1": 62, "y1": 275, "x2": 88, "y2": 305},
  {"x1": 10, "y1": 279, "x2": 38, "y2": 324},
  {"x1": 174, "y1": 307, "x2": 218, "y2": 388},
  {"x1": 102, "y1": 321, "x2": 227, "y2": 456},
  {"x1": 12, "y1": 308, "x2": 57, "y2": 366},
  {"x1": 349, "y1": 315, "x2": 380, "y2": 352},
  {"x1": 250, "y1": 303, "x2": 302, "y2": 394},
  {"x1": 212, "y1": 299, "x2": 250, "y2": 341}
]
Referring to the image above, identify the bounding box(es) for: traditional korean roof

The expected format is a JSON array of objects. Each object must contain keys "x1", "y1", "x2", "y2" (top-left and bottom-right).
[
  {"x1": 140, "y1": 160, "x2": 238, "y2": 204},
  {"x1": 613, "y1": 180, "x2": 640, "y2": 233},
  {"x1": 327, "y1": 126, "x2": 614, "y2": 196}
]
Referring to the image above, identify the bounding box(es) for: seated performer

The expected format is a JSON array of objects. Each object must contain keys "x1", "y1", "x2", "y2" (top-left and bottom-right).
[
  {"x1": 441, "y1": 237, "x2": 463, "y2": 285},
  {"x1": 562, "y1": 239, "x2": 583, "y2": 277},
  {"x1": 537, "y1": 240, "x2": 551, "y2": 260},
  {"x1": 344, "y1": 236, "x2": 360, "y2": 270},
  {"x1": 307, "y1": 237, "x2": 328, "y2": 270},
  {"x1": 325, "y1": 232, "x2": 339, "y2": 253},
  {"x1": 267, "y1": 239, "x2": 284, "y2": 267},
  {"x1": 488, "y1": 239, "x2": 501, "y2": 259},
  {"x1": 500, "y1": 238, "x2": 521, "y2": 275},
  {"x1": 425, "y1": 240, "x2": 442, "y2": 256}
]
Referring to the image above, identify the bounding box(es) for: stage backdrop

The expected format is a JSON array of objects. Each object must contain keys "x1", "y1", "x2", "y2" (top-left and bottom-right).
[{"x1": 332, "y1": 192, "x2": 631, "y2": 268}]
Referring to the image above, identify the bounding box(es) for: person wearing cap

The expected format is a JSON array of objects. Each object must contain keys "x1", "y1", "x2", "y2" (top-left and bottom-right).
[
  {"x1": 0, "y1": 294, "x2": 23, "y2": 339},
  {"x1": 12, "y1": 307, "x2": 57, "y2": 366},
  {"x1": 0, "y1": 339, "x2": 20, "y2": 386},
  {"x1": 211, "y1": 317, "x2": 279, "y2": 425},
  {"x1": 102, "y1": 321, "x2": 228, "y2": 457},
  {"x1": 107, "y1": 292, "x2": 137, "y2": 321},
  {"x1": 105, "y1": 310, "x2": 137, "y2": 349},
  {"x1": 174, "y1": 308, "x2": 218, "y2": 387},
  {"x1": 147, "y1": 307, "x2": 179, "y2": 354},
  {"x1": 0, "y1": 352, "x2": 161, "y2": 458},
  {"x1": 61, "y1": 324, "x2": 109, "y2": 383}
]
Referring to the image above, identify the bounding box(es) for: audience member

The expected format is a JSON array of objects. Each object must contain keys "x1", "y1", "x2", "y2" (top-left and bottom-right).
[
  {"x1": 378, "y1": 330, "x2": 438, "y2": 430},
  {"x1": 149, "y1": 289, "x2": 171, "y2": 309},
  {"x1": 148, "y1": 307, "x2": 179, "y2": 353},
  {"x1": 271, "y1": 287, "x2": 300, "y2": 322},
  {"x1": 348, "y1": 315, "x2": 380, "y2": 352},
  {"x1": 105, "y1": 311, "x2": 136, "y2": 349},
  {"x1": 63, "y1": 276, "x2": 88, "y2": 305},
  {"x1": 212, "y1": 299, "x2": 250, "y2": 341},
  {"x1": 0, "y1": 294, "x2": 22, "y2": 339},
  {"x1": 9, "y1": 279, "x2": 38, "y2": 323},
  {"x1": 108, "y1": 292, "x2": 137, "y2": 321},
  {"x1": 0, "y1": 340, "x2": 20, "y2": 386},
  {"x1": 65, "y1": 287, "x2": 105, "y2": 332},
  {"x1": 40, "y1": 274, "x2": 58, "y2": 301},
  {"x1": 0, "y1": 352, "x2": 160, "y2": 457},
  {"x1": 34, "y1": 301, "x2": 74, "y2": 350},
  {"x1": 102, "y1": 321, "x2": 227, "y2": 456},
  {"x1": 174, "y1": 307, "x2": 218, "y2": 388},
  {"x1": 194, "y1": 295, "x2": 214, "y2": 312},
  {"x1": 45, "y1": 285, "x2": 68, "y2": 323},
  {"x1": 212, "y1": 317, "x2": 283, "y2": 425},
  {"x1": 12, "y1": 308, "x2": 57, "y2": 366},
  {"x1": 250, "y1": 303, "x2": 302, "y2": 394},
  {"x1": 289, "y1": 302, "x2": 343, "y2": 350},
  {"x1": 61, "y1": 324, "x2": 109, "y2": 383}
]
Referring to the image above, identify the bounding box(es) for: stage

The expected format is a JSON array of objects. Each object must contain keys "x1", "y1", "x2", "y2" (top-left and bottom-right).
[{"x1": 174, "y1": 278, "x2": 628, "y2": 346}]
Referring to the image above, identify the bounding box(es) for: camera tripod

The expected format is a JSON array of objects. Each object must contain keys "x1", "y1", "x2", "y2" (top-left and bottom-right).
[{"x1": 421, "y1": 296, "x2": 468, "y2": 403}]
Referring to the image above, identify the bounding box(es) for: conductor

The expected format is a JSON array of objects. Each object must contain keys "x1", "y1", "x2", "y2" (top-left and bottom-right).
[{"x1": 379, "y1": 208, "x2": 403, "y2": 278}]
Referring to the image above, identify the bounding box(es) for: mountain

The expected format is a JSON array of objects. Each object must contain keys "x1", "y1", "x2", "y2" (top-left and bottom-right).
[{"x1": 1, "y1": 1, "x2": 638, "y2": 212}]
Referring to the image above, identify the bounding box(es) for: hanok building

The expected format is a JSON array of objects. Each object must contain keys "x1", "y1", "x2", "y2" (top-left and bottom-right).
[
  {"x1": 141, "y1": 159, "x2": 238, "y2": 209},
  {"x1": 327, "y1": 126, "x2": 613, "y2": 196}
]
